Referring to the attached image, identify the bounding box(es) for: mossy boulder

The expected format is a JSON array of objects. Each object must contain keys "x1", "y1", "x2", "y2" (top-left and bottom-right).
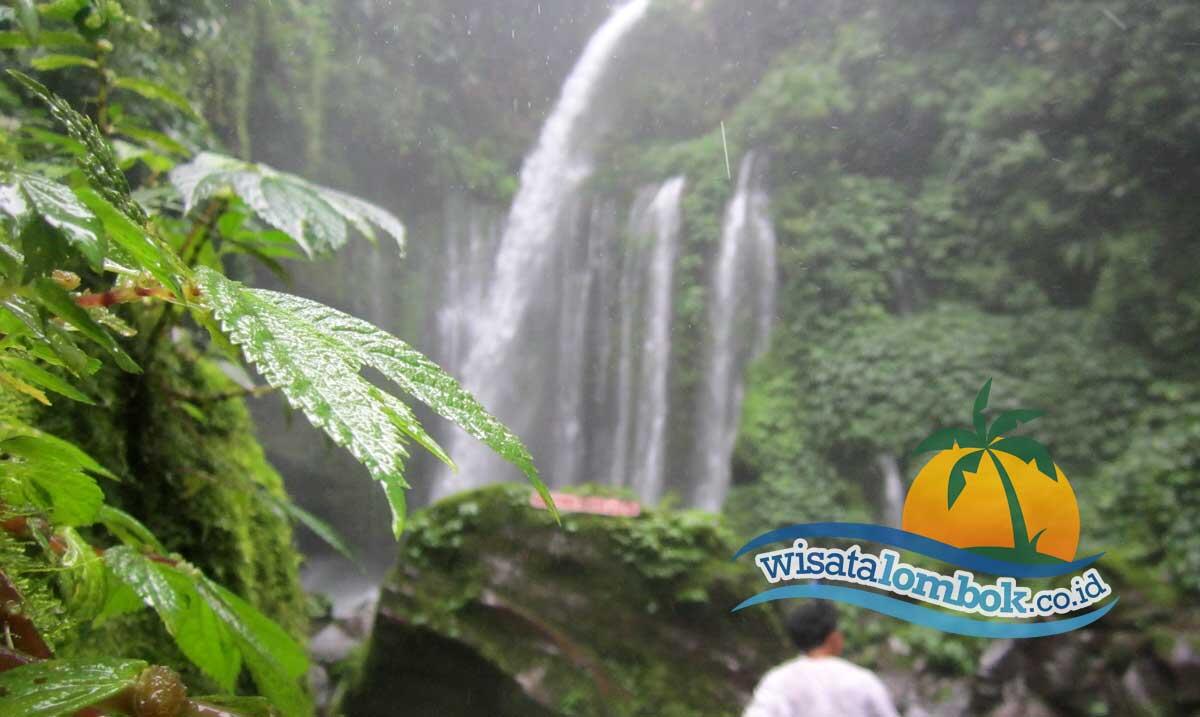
[{"x1": 343, "y1": 484, "x2": 789, "y2": 717}]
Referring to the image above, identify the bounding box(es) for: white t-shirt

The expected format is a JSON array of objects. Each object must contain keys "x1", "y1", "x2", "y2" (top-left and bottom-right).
[{"x1": 742, "y1": 655, "x2": 900, "y2": 717}]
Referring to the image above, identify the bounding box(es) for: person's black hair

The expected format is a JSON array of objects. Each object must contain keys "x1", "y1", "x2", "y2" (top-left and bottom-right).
[{"x1": 786, "y1": 600, "x2": 839, "y2": 651}]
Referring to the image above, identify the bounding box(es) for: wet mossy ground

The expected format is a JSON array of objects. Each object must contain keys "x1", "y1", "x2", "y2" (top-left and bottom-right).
[{"x1": 344, "y1": 484, "x2": 789, "y2": 717}]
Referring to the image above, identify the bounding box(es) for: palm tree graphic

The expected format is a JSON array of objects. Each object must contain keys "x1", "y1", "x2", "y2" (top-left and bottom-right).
[{"x1": 912, "y1": 379, "x2": 1059, "y2": 561}]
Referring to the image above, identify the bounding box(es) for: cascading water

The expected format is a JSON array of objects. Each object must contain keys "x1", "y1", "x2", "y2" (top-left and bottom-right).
[
  {"x1": 692, "y1": 152, "x2": 778, "y2": 511},
  {"x1": 431, "y1": 195, "x2": 504, "y2": 375},
  {"x1": 421, "y1": 1, "x2": 776, "y2": 510},
  {"x1": 876, "y1": 453, "x2": 905, "y2": 528},
  {"x1": 432, "y1": 0, "x2": 651, "y2": 497},
  {"x1": 627, "y1": 177, "x2": 685, "y2": 501}
]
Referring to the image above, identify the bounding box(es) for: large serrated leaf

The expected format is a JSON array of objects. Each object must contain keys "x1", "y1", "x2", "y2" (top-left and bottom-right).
[
  {"x1": 195, "y1": 267, "x2": 418, "y2": 536},
  {"x1": 196, "y1": 267, "x2": 553, "y2": 531},
  {"x1": 0, "y1": 658, "x2": 146, "y2": 717},
  {"x1": 170, "y1": 152, "x2": 405, "y2": 257},
  {"x1": 103, "y1": 547, "x2": 243, "y2": 691},
  {"x1": 281, "y1": 292, "x2": 553, "y2": 518}
]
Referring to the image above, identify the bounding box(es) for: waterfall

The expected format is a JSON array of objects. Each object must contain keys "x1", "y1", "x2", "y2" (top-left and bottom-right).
[
  {"x1": 692, "y1": 152, "x2": 778, "y2": 511},
  {"x1": 432, "y1": 0, "x2": 651, "y2": 498},
  {"x1": 628, "y1": 177, "x2": 685, "y2": 501},
  {"x1": 606, "y1": 178, "x2": 685, "y2": 498},
  {"x1": 431, "y1": 195, "x2": 503, "y2": 374},
  {"x1": 876, "y1": 453, "x2": 905, "y2": 528},
  {"x1": 550, "y1": 202, "x2": 614, "y2": 489}
]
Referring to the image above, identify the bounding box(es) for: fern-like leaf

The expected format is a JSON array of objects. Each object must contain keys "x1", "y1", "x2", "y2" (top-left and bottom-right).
[{"x1": 196, "y1": 267, "x2": 554, "y2": 533}]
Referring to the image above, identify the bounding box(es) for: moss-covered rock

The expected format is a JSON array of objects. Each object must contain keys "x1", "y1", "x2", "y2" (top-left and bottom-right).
[{"x1": 343, "y1": 484, "x2": 788, "y2": 717}]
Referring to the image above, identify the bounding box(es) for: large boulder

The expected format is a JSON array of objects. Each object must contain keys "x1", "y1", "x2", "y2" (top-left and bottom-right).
[{"x1": 343, "y1": 485, "x2": 789, "y2": 716}]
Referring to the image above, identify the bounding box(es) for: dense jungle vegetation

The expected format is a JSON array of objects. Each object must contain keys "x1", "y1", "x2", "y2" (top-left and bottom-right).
[
  {"x1": 1, "y1": 0, "x2": 1198, "y2": 715},
  {"x1": 0, "y1": 1, "x2": 552, "y2": 714}
]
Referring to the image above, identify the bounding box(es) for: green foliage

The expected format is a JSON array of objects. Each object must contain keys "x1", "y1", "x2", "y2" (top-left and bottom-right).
[
  {"x1": 0, "y1": 658, "x2": 146, "y2": 717},
  {"x1": 105, "y1": 547, "x2": 311, "y2": 715},
  {"x1": 0, "y1": 422, "x2": 113, "y2": 526},
  {"x1": 0, "y1": 169, "x2": 104, "y2": 270},
  {"x1": 170, "y1": 152, "x2": 405, "y2": 258},
  {"x1": 0, "y1": 4, "x2": 550, "y2": 714},
  {"x1": 9, "y1": 70, "x2": 146, "y2": 224},
  {"x1": 1099, "y1": 382, "x2": 1200, "y2": 592},
  {"x1": 197, "y1": 268, "x2": 554, "y2": 535}
]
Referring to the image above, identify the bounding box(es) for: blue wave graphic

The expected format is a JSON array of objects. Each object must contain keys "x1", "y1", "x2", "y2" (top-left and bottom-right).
[
  {"x1": 732, "y1": 584, "x2": 1118, "y2": 638},
  {"x1": 732, "y1": 522, "x2": 1102, "y2": 578}
]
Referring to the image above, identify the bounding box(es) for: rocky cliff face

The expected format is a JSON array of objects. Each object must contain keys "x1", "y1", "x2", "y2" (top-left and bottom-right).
[{"x1": 341, "y1": 485, "x2": 789, "y2": 716}]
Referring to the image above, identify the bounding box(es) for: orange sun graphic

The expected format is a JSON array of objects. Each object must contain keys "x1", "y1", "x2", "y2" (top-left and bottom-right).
[{"x1": 902, "y1": 445, "x2": 1080, "y2": 562}]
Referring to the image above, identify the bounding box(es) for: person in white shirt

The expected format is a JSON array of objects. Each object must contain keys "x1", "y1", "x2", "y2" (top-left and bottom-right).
[{"x1": 743, "y1": 600, "x2": 900, "y2": 717}]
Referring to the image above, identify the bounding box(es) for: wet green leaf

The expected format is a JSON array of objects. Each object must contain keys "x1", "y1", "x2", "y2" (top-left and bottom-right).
[
  {"x1": 30, "y1": 278, "x2": 140, "y2": 373},
  {"x1": 0, "y1": 424, "x2": 112, "y2": 526},
  {"x1": 197, "y1": 267, "x2": 552, "y2": 532},
  {"x1": 171, "y1": 152, "x2": 405, "y2": 257},
  {"x1": 0, "y1": 170, "x2": 105, "y2": 270},
  {"x1": 113, "y1": 76, "x2": 202, "y2": 120},
  {"x1": 29, "y1": 53, "x2": 98, "y2": 71},
  {"x1": 0, "y1": 658, "x2": 146, "y2": 717},
  {"x1": 0, "y1": 354, "x2": 95, "y2": 403},
  {"x1": 104, "y1": 547, "x2": 243, "y2": 691},
  {"x1": 8, "y1": 70, "x2": 146, "y2": 224},
  {"x1": 193, "y1": 576, "x2": 311, "y2": 717},
  {"x1": 75, "y1": 187, "x2": 188, "y2": 299}
]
